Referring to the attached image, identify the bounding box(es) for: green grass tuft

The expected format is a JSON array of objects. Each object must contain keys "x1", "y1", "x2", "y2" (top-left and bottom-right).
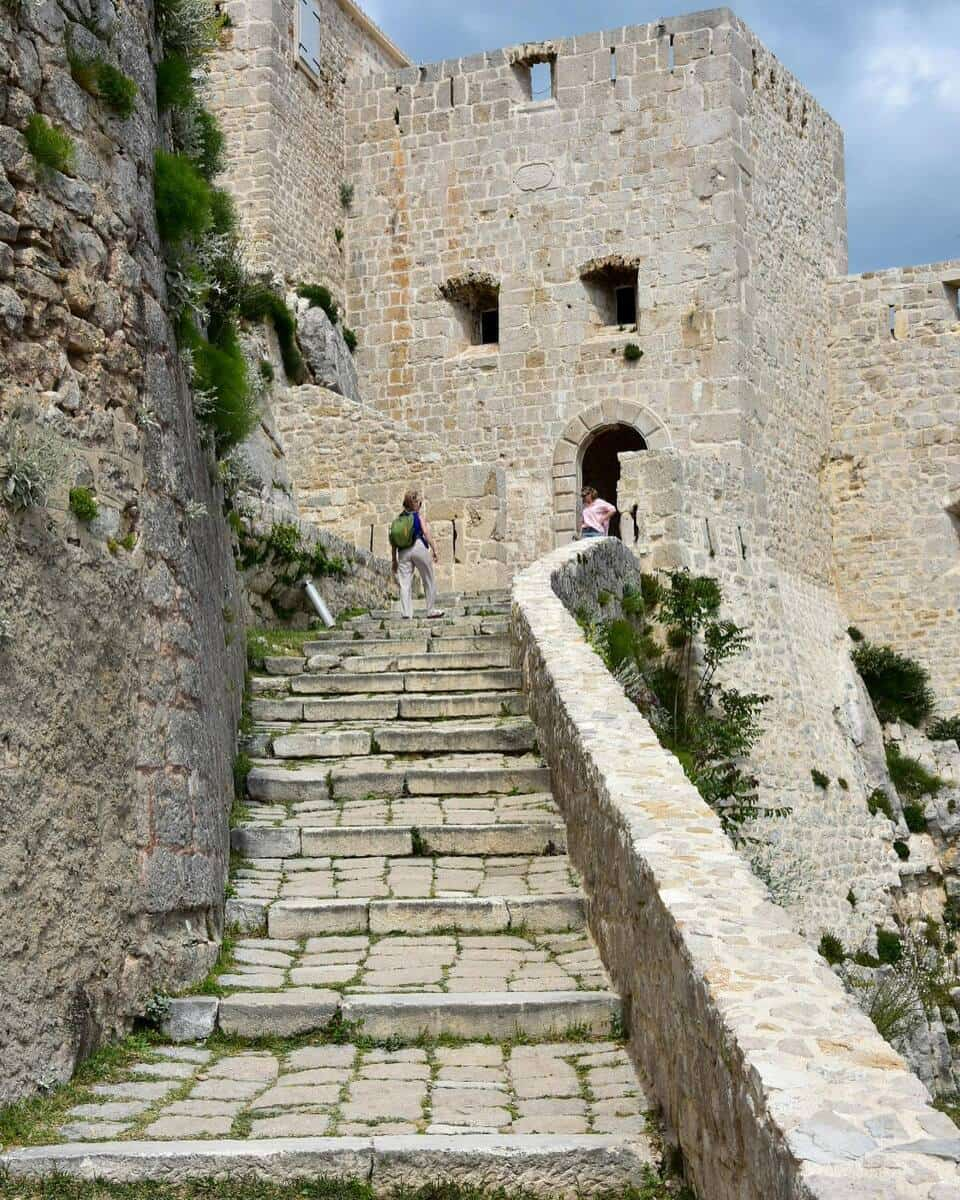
[
  {"x1": 193, "y1": 107, "x2": 225, "y2": 179},
  {"x1": 885, "y1": 742, "x2": 943, "y2": 800},
  {"x1": 240, "y1": 283, "x2": 305, "y2": 383},
  {"x1": 156, "y1": 53, "x2": 194, "y2": 110},
  {"x1": 154, "y1": 149, "x2": 212, "y2": 243},
  {"x1": 70, "y1": 51, "x2": 138, "y2": 117},
  {"x1": 297, "y1": 282, "x2": 339, "y2": 324},
  {"x1": 818, "y1": 932, "x2": 845, "y2": 965},
  {"x1": 341, "y1": 325, "x2": 358, "y2": 354},
  {"x1": 24, "y1": 113, "x2": 74, "y2": 173},
  {"x1": 851, "y1": 640, "x2": 935, "y2": 726},
  {"x1": 68, "y1": 486, "x2": 98, "y2": 522}
]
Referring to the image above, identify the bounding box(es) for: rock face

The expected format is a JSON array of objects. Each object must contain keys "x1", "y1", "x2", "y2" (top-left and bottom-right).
[
  {"x1": 0, "y1": 1, "x2": 244, "y2": 1101},
  {"x1": 297, "y1": 304, "x2": 361, "y2": 403}
]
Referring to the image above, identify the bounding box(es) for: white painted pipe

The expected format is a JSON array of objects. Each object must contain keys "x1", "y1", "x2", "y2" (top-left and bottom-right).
[{"x1": 303, "y1": 578, "x2": 335, "y2": 627}]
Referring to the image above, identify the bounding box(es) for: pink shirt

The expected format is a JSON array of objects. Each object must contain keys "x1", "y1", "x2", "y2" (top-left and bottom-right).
[{"x1": 581, "y1": 498, "x2": 616, "y2": 534}]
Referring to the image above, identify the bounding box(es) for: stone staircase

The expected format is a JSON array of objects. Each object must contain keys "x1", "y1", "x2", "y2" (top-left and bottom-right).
[{"x1": 1, "y1": 591, "x2": 659, "y2": 1195}]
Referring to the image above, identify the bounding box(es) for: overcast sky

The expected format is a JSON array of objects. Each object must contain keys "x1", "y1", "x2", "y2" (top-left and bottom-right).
[{"x1": 362, "y1": 1, "x2": 960, "y2": 275}]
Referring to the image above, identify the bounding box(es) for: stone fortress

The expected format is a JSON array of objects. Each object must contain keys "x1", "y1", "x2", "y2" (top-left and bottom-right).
[
  {"x1": 211, "y1": 0, "x2": 959, "y2": 962},
  {"x1": 1, "y1": 0, "x2": 959, "y2": 1194}
]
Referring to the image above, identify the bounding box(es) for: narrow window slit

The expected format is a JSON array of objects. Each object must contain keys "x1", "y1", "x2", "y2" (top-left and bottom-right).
[
  {"x1": 610, "y1": 47, "x2": 617, "y2": 82},
  {"x1": 530, "y1": 61, "x2": 553, "y2": 100},
  {"x1": 449, "y1": 77, "x2": 455, "y2": 107},
  {"x1": 668, "y1": 33, "x2": 675, "y2": 71},
  {"x1": 888, "y1": 305, "x2": 897, "y2": 338}
]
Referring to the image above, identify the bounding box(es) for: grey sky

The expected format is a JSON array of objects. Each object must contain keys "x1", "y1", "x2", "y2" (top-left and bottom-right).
[{"x1": 362, "y1": 1, "x2": 960, "y2": 274}]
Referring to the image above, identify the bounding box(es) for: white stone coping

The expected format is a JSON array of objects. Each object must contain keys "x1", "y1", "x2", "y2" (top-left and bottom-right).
[{"x1": 510, "y1": 538, "x2": 959, "y2": 1200}]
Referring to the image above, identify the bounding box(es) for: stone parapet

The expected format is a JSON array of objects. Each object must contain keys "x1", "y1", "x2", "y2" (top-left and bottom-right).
[{"x1": 510, "y1": 537, "x2": 959, "y2": 1200}]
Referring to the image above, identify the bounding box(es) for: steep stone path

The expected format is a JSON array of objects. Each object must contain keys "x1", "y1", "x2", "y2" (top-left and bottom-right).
[{"x1": 1, "y1": 593, "x2": 659, "y2": 1195}]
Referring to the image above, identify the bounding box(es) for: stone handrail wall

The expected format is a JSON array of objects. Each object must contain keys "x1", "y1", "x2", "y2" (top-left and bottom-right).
[{"x1": 510, "y1": 538, "x2": 958, "y2": 1200}]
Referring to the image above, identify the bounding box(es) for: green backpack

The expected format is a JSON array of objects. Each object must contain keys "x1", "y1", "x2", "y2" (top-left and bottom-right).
[{"x1": 389, "y1": 511, "x2": 416, "y2": 550}]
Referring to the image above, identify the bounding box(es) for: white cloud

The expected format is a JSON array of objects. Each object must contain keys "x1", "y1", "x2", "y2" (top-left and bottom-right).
[{"x1": 858, "y1": 5, "x2": 960, "y2": 112}]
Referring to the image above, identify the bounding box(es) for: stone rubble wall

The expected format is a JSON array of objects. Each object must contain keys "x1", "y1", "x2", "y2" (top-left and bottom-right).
[
  {"x1": 0, "y1": 0, "x2": 244, "y2": 1102},
  {"x1": 511, "y1": 537, "x2": 959, "y2": 1200},
  {"x1": 207, "y1": 0, "x2": 405, "y2": 296},
  {"x1": 827, "y1": 260, "x2": 960, "y2": 712}
]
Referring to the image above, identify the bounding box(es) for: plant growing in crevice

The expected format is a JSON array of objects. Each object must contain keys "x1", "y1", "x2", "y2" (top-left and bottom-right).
[
  {"x1": 811, "y1": 768, "x2": 829, "y2": 789},
  {"x1": 342, "y1": 326, "x2": 358, "y2": 354},
  {"x1": 818, "y1": 932, "x2": 845, "y2": 965},
  {"x1": 851, "y1": 639, "x2": 935, "y2": 726},
  {"x1": 339, "y1": 180, "x2": 354, "y2": 210},
  {"x1": 68, "y1": 47, "x2": 138, "y2": 117},
  {"x1": 901, "y1": 801, "x2": 927, "y2": 834},
  {"x1": 867, "y1": 787, "x2": 894, "y2": 820},
  {"x1": 885, "y1": 742, "x2": 943, "y2": 800},
  {"x1": 156, "y1": 52, "x2": 194, "y2": 110},
  {"x1": 296, "y1": 283, "x2": 339, "y2": 325},
  {"x1": 154, "y1": 149, "x2": 213, "y2": 243},
  {"x1": 623, "y1": 341, "x2": 643, "y2": 361},
  {"x1": 892, "y1": 839, "x2": 910, "y2": 860},
  {"x1": 580, "y1": 569, "x2": 773, "y2": 840},
  {"x1": 24, "y1": 114, "x2": 74, "y2": 174},
  {"x1": 928, "y1": 715, "x2": 960, "y2": 748},
  {"x1": 239, "y1": 283, "x2": 306, "y2": 383},
  {"x1": 141, "y1": 992, "x2": 171, "y2": 1030},
  {"x1": 68, "y1": 486, "x2": 98, "y2": 522},
  {"x1": 1, "y1": 426, "x2": 65, "y2": 510}
]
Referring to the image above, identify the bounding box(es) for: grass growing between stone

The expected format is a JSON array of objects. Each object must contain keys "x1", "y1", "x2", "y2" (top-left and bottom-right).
[
  {"x1": 0, "y1": 1174, "x2": 693, "y2": 1199},
  {"x1": 0, "y1": 1035, "x2": 161, "y2": 1149}
]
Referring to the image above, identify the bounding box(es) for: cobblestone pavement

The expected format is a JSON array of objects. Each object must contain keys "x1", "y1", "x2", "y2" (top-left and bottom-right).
[
  {"x1": 215, "y1": 932, "x2": 610, "y2": 993},
  {"x1": 55, "y1": 1042, "x2": 651, "y2": 1143}
]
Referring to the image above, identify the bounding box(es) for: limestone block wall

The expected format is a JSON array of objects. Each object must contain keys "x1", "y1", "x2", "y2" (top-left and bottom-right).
[
  {"x1": 207, "y1": 0, "x2": 407, "y2": 293},
  {"x1": 618, "y1": 450, "x2": 902, "y2": 947},
  {"x1": 828, "y1": 260, "x2": 960, "y2": 712},
  {"x1": 0, "y1": 1, "x2": 244, "y2": 1101},
  {"x1": 270, "y1": 384, "x2": 508, "y2": 590},
  {"x1": 344, "y1": 9, "x2": 762, "y2": 569},
  {"x1": 512, "y1": 537, "x2": 959, "y2": 1200}
]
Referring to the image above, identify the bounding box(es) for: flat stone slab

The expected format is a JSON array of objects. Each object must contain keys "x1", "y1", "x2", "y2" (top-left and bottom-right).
[
  {"x1": 402, "y1": 670, "x2": 521, "y2": 694},
  {"x1": 268, "y1": 899, "x2": 368, "y2": 938},
  {"x1": 231, "y1": 827, "x2": 301, "y2": 858},
  {"x1": 417, "y1": 822, "x2": 566, "y2": 856},
  {"x1": 368, "y1": 897, "x2": 510, "y2": 935},
  {"x1": 341, "y1": 991, "x2": 620, "y2": 1039},
  {"x1": 374, "y1": 717, "x2": 535, "y2": 755},
  {"x1": 291, "y1": 672, "x2": 404, "y2": 695},
  {"x1": 272, "y1": 730, "x2": 372, "y2": 759},
  {"x1": 398, "y1": 692, "x2": 526, "y2": 720},
  {"x1": 218, "y1": 989, "x2": 339, "y2": 1037},
  {"x1": 300, "y1": 826, "x2": 414, "y2": 857},
  {"x1": 303, "y1": 697, "x2": 400, "y2": 721},
  {"x1": 0, "y1": 1136, "x2": 650, "y2": 1197}
]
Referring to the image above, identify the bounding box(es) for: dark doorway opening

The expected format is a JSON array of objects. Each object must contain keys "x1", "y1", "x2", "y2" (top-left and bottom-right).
[{"x1": 580, "y1": 423, "x2": 646, "y2": 539}]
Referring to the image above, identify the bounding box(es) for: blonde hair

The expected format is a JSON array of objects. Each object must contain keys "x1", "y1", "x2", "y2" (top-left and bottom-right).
[
  {"x1": 402, "y1": 488, "x2": 421, "y2": 510},
  {"x1": 581, "y1": 486, "x2": 598, "y2": 504}
]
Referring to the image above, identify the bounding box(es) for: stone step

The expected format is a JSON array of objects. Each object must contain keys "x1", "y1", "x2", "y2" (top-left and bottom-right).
[
  {"x1": 266, "y1": 894, "x2": 585, "y2": 938},
  {"x1": 286, "y1": 668, "x2": 521, "y2": 695},
  {"x1": 304, "y1": 617, "x2": 508, "y2": 647},
  {"x1": 298, "y1": 635, "x2": 509, "y2": 660},
  {"x1": 1, "y1": 1135, "x2": 653, "y2": 1197},
  {"x1": 341, "y1": 650, "x2": 512, "y2": 674},
  {"x1": 267, "y1": 718, "x2": 536, "y2": 760},
  {"x1": 247, "y1": 753, "x2": 549, "y2": 802},
  {"x1": 358, "y1": 604, "x2": 509, "y2": 622},
  {"x1": 239, "y1": 790, "x2": 560, "y2": 829},
  {"x1": 233, "y1": 821, "x2": 566, "y2": 860}
]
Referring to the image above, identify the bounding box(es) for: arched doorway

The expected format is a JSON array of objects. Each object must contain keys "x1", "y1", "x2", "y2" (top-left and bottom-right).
[
  {"x1": 580, "y1": 423, "x2": 646, "y2": 509},
  {"x1": 552, "y1": 401, "x2": 672, "y2": 547}
]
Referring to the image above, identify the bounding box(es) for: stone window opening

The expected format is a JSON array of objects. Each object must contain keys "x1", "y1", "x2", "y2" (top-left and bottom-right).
[
  {"x1": 944, "y1": 280, "x2": 960, "y2": 320},
  {"x1": 668, "y1": 32, "x2": 676, "y2": 72},
  {"x1": 511, "y1": 51, "x2": 557, "y2": 102},
  {"x1": 580, "y1": 257, "x2": 640, "y2": 330},
  {"x1": 610, "y1": 47, "x2": 617, "y2": 82},
  {"x1": 438, "y1": 273, "x2": 501, "y2": 351},
  {"x1": 296, "y1": 0, "x2": 322, "y2": 79}
]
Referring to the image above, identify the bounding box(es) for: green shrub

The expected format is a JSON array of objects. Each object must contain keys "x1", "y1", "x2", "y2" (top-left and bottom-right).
[
  {"x1": 342, "y1": 325, "x2": 357, "y2": 354},
  {"x1": 296, "y1": 283, "x2": 339, "y2": 325},
  {"x1": 893, "y1": 839, "x2": 910, "y2": 860},
  {"x1": 239, "y1": 283, "x2": 305, "y2": 383},
  {"x1": 597, "y1": 589, "x2": 612, "y2": 608},
  {"x1": 185, "y1": 319, "x2": 257, "y2": 451},
  {"x1": 885, "y1": 742, "x2": 943, "y2": 799},
  {"x1": 193, "y1": 107, "x2": 225, "y2": 179},
  {"x1": 259, "y1": 359, "x2": 274, "y2": 382},
  {"x1": 811, "y1": 768, "x2": 830, "y2": 789},
  {"x1": 851, "y1": 640, "x2": 935, "y2": 726},
  {"x1": 339, "y1": 180, "x2": 354, "y2": 210},
  {"x1": 156, "y1": 0, "x2": 220, "y2": 60},
  {"x1": 621, "y1": 584, "x2": 645, "y2": 618},
  {"x1": 266, "y1": 522, "x2": 302, "y2": 561},
  {"x1": 68, "y1": 486, "x2": 98, "y2": 522},
  {"x1": 623, "y1": 342, "x2": 643, "y2": 361},
  {"x1": 867, "y1": 788, "x2": 894, "y2": 820},
  {"x1": 209, "y1": 187, "x2": 237, "y2": 235},
  {"x1": 944, "y1": 896, "x2": 960, "y2": 932},
  {"x1": 156, "y1": 53, "x2": 194, "y2": 110},
  {"x1": 605, "y1": 619, "x2": 637, "y2": 669},
  {"x1": 928, "y1": 715, "x2": 960, "y2": 747},
  {"x1": 837, "y1": 777, "x2": 849, "y2": 790},
  {"x1": 818, "y1": 933, "x2": 845, "y2": 965},
  {"x1": 70, "y1": 53, "x2": 138, "y2": 117},
  {"x1": 846, "y1": 889, "x2": 857, "y2": 907},
  {"x1": 901, "y1": 802, "x2": 927, "y2": 834},
  {"x1": 876, "y1": 928, "x2": 903, "y2": 965},
  {"x1": 847, "y1": 625, "x2": 864, "y2": 642},
  {"x1": 233, "y1": 751, "x2": 252, "y2": 799},
  {"x1": 154, "y1": 149, "x2": 212, "y2": 243},
  {"x1": 24, "y1": 114, "x2": 74, "y2": 173},
  {"x1": 865, "y1": 972, "x2": 923, "y2": 1044}
]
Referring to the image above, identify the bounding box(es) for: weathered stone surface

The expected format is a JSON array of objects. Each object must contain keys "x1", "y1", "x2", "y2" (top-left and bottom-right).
[
  {"x1": 297, "y1": 305, "x2": 361, "y2": 402},
  {"x1": 218, "y1": 989, "x2": 340, "y2": 1037},
  {"x1": 161, "y1": 998, "x2": 219, "y2": 1044},
  {"x1": 341, "y1": 992, "x2": 619, "y2": 1039}
]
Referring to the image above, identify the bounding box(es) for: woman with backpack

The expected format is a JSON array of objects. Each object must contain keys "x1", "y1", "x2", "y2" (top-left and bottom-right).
[{"x1": 389, "y1": 489, "x2": 445, "y2": 619}]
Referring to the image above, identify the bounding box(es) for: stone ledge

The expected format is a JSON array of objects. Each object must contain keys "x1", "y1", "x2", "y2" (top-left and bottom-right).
[{"x1": 510, "y1": 537, "x2": 958, "y2": 1200}]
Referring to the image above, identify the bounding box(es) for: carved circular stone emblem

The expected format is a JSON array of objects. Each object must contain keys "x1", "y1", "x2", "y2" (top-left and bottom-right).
[{"x1": 514, "y1": 162, "x2": 555, "y2": 192}]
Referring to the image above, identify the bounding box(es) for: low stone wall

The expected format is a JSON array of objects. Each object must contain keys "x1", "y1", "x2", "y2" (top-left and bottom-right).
[
  {"x1": 239, "y1": 502, "x2": 393, "y2": 626},
  {"x1": 511, "y1": 538, "x2": 958, "y2": 1200}
]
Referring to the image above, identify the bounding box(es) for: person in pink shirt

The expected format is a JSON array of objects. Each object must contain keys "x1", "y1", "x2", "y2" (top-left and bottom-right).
[{"x1": 579, "y1": 486, "x2": 617, "y2": 538}]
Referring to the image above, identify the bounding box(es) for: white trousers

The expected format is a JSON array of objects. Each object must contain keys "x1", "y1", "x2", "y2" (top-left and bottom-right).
[{"x1": 397, "y1": 540, "x2": 437, "y2": 617}]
